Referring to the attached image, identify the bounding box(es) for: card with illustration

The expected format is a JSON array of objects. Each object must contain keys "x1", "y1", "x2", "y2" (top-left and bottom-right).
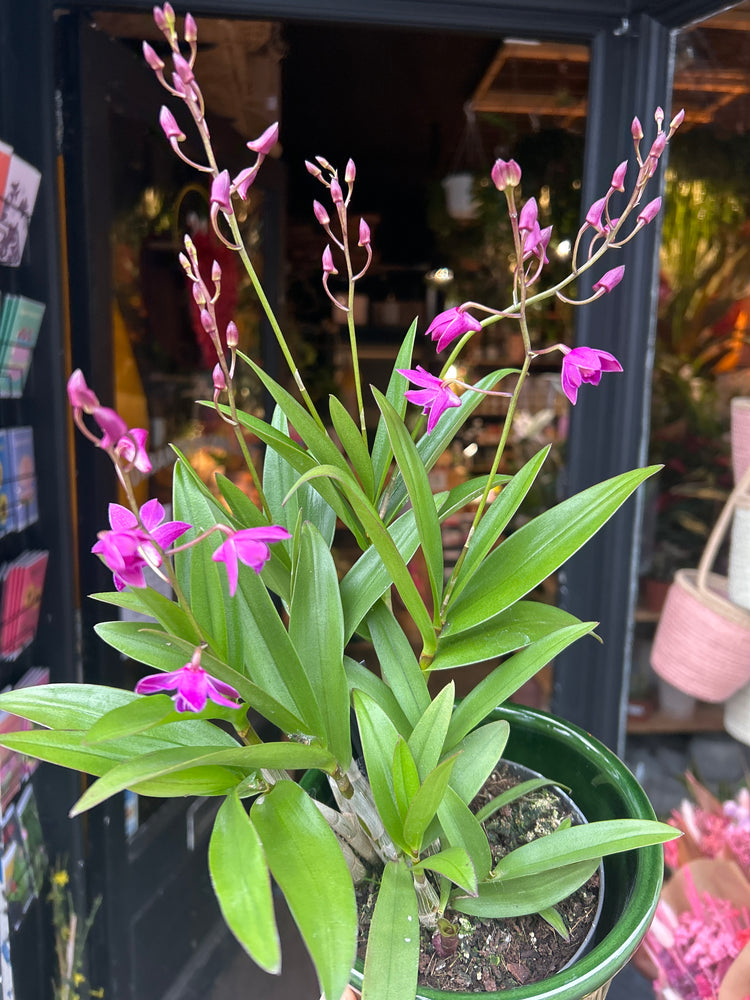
[
  {"x1": 0, "y1": 155, "x2": 41, "y2": 268},
  {"x1": 0, "y1": 296, "x2": 44, "y2": 398},
  {"x1": 6, "y1": 428, "x2": 37, "y2": 531},
  {"x1": 0, "y1": 432, "x2": 12, "y2": 538}
]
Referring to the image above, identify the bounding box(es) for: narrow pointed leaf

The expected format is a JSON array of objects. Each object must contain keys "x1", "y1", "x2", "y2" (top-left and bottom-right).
[
  {"x1": 452, "y1": 858, "x2": 600, "y2": 918},
  {"x1": 209, "y1": 791, "x2": 281, "y2": 974},
  {"x1": 352, "y1": 689, "x2": 405, "y2": 848},
  {"x1": 89, "y1": 589, "x2": 201, "y2": 645},
  {"x1": 361, "y1": 859, "x2": 419, "y2": 1000},
  {"x1": 431, "y1": 601, "x2": 582, "y2": 671},
  {"x1": 344, "y1": 656, "x2": 412, "y2": 737},
  {"x1": 392, "y1": 738, "x2": 420, "y2": 822},
  {"x1": 475, "y1": 778, "x2": 569, "y2": 824},
  {"x1": 330, "y1": 394, "x2": 375, "y2": 500},
  {"x1": 413, "y1": 846, "x2": 477, "y2": 896},
  {"x1": 437, "y1": 786, "x2": 492, "y2": 880},
  {"x1": 251, "y1": 781, "x2": 357, "y2": 1000},
  {"x1": 288, "y1": 523, "x2": 351, "y2": 765},
  {"x1": 445, "y1": 623, "x2": 597, "y2": 750},
  {"x1": 407, "y1": 682, "x2": 454, "y2": 780},
  {"x1": 403, "y1": 754, "x2": 458, "y2": 853},
  {"x1": 447, "y1": 721, "x2": 510, "y2": 805},
  {"x1": 366, "y1": 601, "x2": 429, "y2": 729},
  {"x1": 449, "y1": 447, "x2": 550, "y2": 606},
  {"x1": 539, "y1": 906, "x2": 570, "y2": 940},
  {"x1": 373, "y1": 388, "x2": 443, "y2": 609},
  {"x1": 445, "y1": 466, "x2": 659, "y2": 630},
  {"x1": 371, "y1": 319, "x2": 417, "y2": 498},
  {"x1": 494, "y1": 819, "x2": 680, "y2": 880}
]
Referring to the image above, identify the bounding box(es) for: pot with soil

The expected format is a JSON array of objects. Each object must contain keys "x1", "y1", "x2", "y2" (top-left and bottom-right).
[{"x1": 343, "y1": 704, "x2": 665, "y2": 1000}]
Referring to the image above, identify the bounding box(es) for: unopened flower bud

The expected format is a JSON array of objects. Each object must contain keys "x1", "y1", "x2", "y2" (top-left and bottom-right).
[
  {"x1": 585, "y1": 196, "x2": 607, "y2": 231},
  {"x1": 654, "y1": 106, "x2": 664, "y2": 129},
  {"x1": 518, "y1": 197, "x2": 538, "y2": 234},
  {"x1": 171, "y1": 73, "x2": 187, "y2": 98},
  {"x1": 330, "y1": 177, "x2": 344, "y2": 206},
  {"x1": 153, "y1": 6, "x2": 168, "y2": 31},
  {"x1": 212, "y1": 364, "x2": 226, "y2": 391},
  {"x1": 358, "y1": 218, "x2": 371, "y2": 247},
  {"x1": 159, "y1": 106, "x2": 185, "y2": 141},
  {"x1": 322, "y1": 245, "x2": 337, "y2": 274},
  {"x1": 670, "y1": 108, "x2": 685, "y2": 131},
  {"x1": 178, "y1": 252, "x2": 191, "y2": 273},
  {"x1": 210, "y1": 170, "x2": 232, "y2": 214},
  {"x1": 638, "y1": 196, "x2": 662, "y2": 225},
  {"x1": 648, "y1": 132, "x2": 667, "y2": 160},
  {"x1": 315, "y1": 155, "x2": 334, "y2": 172},
  {"x1": 345, "y1": 159, "x2": 356, "y2": 184},
  {"x1": 232, "y1": 164, "x2": 260, "y2": 200},
  {"x1": 491, "y1": 158, "x2": 522, "y2": 190},
  {"x1": 200, "y1": 308, "x2": 216, "y2": 333},
  {"x1": 211, "y1": 260, "x2": 222, "y2": 284},
  {"x1": 192, "y1": 283, "x2": 206, "y2": 307},
  {"x1": 226, "y1": 321, "x2": 239, "y2": 348},
  {"x1": 184, "y1": 13, "x2": 198, "y2": 43},
  {"x1": 593, "y1": 265, "x2": 625, "y2": 294},
  {"x1": 172, "y1": 52, "x2": 194, "y2": 86},
  {"x1": 183, "y1": 234, "x2": 197, "y2": 262},
  {"x1": 247, "y1": 122, "x2": 279, "y2": 156},
  {"x1": 142, "y1": 42, "x2": 164, "y2": 72},
  {"x1": 67, "y1": 369, "x2": 100, "y2": 412},
  {"x1": 631, "y1": 116, "x2": 643, "y2": 141},
  {"x1": 305, "y1": 160, "x2": 323, "y2": 180},
  {"x1": 313, "y1": 200, "x2": 330, "y2": 226},
  {"x1": 610, "y1": 160, "x2": 628, "y2": 192}
]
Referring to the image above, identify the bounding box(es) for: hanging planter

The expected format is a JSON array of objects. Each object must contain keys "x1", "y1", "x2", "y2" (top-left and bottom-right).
[
  {"x1": 442, "y1": 103, "x2": 484, "y2": 221},
  {"x1": 442, "y1": 172, "x2": 479, "y2": 221}
]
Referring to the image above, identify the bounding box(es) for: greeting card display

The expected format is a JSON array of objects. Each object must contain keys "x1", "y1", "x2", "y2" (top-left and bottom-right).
[
  {"x1": 0, "y1": 808, "x2": 33, "y2": 931},
  {"x1": 0, "y1": 151, "x2": 41, "y2": 268},
  {"x1": 0, "y1": 296, "x2": 45, "y2": 398},
  {"x1": 0, "y1": 668, "x2": 49, "y2": 813},
  {"x1": 0, "y1": 552, "x2": 48, "y2": 662},
  {"x1": 0, "y1": 432, "x2": 12, "y2": 539},
  {"x1": 5, "y1": 428, "x2": 37, "y2": 533}
]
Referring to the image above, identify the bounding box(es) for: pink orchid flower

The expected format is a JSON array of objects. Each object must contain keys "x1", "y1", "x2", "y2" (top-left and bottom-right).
[
  {"x1": 398, "y1": 365, "x2": 462, "y2": 434},
  {"x1": 135, "y1": 648, "x2": 240, "y2": 713},
  {"x1": 212, "y1": 525, "x2": 292, "y2": 596},
  {"x1": 92, "y1": 499, "x2": 191, "y2": 591},
  {"x1": 424, "y1": 307, "x2": 482, "y2": 352},
  {"x1": 560, "y1": 346, "x2": 623, "y2": 405}
]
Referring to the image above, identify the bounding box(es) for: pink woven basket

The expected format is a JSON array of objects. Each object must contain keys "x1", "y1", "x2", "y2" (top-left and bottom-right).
[{"x1": 651, "y1": 463, "x2": 750, "y2": 703}]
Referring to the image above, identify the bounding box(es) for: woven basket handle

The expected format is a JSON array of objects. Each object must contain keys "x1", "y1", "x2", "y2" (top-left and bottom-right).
[{"x1": 696, "y1": 460, "x2": 750, "y2": 591}]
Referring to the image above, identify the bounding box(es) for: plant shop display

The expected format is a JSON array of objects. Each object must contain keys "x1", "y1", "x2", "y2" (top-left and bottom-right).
[{"x1": 0, "y1": 7, "x2": 682, "y2": 999}]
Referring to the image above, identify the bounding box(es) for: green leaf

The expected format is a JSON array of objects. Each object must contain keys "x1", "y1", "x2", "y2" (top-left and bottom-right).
[
  {"x1": 251, "y1": 781, "x2": 357, "y2": 1000},
  {"x1": 447, "y1": 721, "x2": 510, "y2": 805},
  {"x1": 437, "y1": 786, "x2": 492, "y2": 880},
  {"x1": 224, "y1": 405, "x2": 368, "y2": 548},
  {"x1": 452, "y1": 858, "x2": 600, "y2": 918},
  {"x1": 413, "y1": 846, "x2": 477, "y2": 896},
  {"x1": 361, "y1": 859, "x2": 419, "y2": 1000},
  {"x1": 173, "y1": 461, "x2": 228, "y2": 657},
  {"x1": 444, "y1": 466, "x2": 659, "y2": 631},
  {"x1": 392, "y1": 738, "x2": 420, "y2": 823},
  {"x1": 289, "y1": 465, "x2": 436, "y2": 655},
  {"x1": 343, "y1": 657, "x2": 412, "y2": 737},
  {"x1": 72, "y1": 741, "x2": 339, "y2": 816},
  {"x1": 89, "y1": 589, "x2": 201, "y2": 645},
  {"x1": 93, "y1": 624, "x2": 311, "y2": 736},
  {"x1": 448, "y1": 448, "x2": 550, "y2": 606},
  {"x1": 475, "y1": 778, "x2": 569, "y2": 825},
  {"x1": 340, "y1": 510, "x2": 420, "y2": 643},
  {"x1": 445, "y1": 623, "x2": 597, "y2": 750},
  {"x1": 436, "y1": 473, "x2": 510, "y2": 520},
  {"x1": 352, "y1": 690, "x2": 404, "y2": 849},
  {"x1": 264, "y1": 407, "x2": 337, "y2": 549},
  {"x1": 373, "y1": 388, "x2": 443, "y2": 610},
  {"x1": 329, "y1": 394, "x2": 375, "y2": 500},
  {"x1": 366, "y1": 601, "x2": 429, "y2": 730},
  {"x1": 493, "y1": 819, "x2": 681, "y2": 880},
  {"x1": 371, "y1": 319, "x2": 417, "y2": 498},
  {"x1": 431, "y1": 601, "x2": 583, "y2": 671},
  {"x1": 85, "y1": 694, "x2": 190, "y2": 743},
  {"x1": 0, "y1": 731, "x2": 240, "y2": 798},
  {"x1": 402, "y1": 754, "x2": 457, "y2": 854},
  {"x1": 209, "y1": 791, "x2": 281, "y2": 974},
  {"x1": 407, "y1": 682, "x2": 454, "y2": 780},
  {"x1": 538, "y1": 906, "x2": 569, "y2": 940},
  {"x1": 288, "y1": 523, "x2": 350, "y2": 765}
]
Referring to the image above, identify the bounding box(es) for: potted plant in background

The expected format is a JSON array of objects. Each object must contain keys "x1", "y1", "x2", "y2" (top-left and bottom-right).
[{"x1": 0, "y1": 8, "x2": 682, "y2": 999}]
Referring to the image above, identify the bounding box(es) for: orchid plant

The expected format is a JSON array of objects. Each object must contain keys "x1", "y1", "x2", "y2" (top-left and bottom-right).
[{"x1": 0, "y1": 8, "x2": 681, "y2": 1000}]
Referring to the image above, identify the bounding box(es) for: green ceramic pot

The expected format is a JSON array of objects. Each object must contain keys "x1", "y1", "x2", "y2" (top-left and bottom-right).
[{"x1": 348, "y1": 702, "x2": 663, "y2": 1000}]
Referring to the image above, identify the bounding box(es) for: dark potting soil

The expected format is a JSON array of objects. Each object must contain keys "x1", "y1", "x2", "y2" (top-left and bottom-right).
[{"x1": 355, "y1": 763, "x2": 600, "y2": 992}]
